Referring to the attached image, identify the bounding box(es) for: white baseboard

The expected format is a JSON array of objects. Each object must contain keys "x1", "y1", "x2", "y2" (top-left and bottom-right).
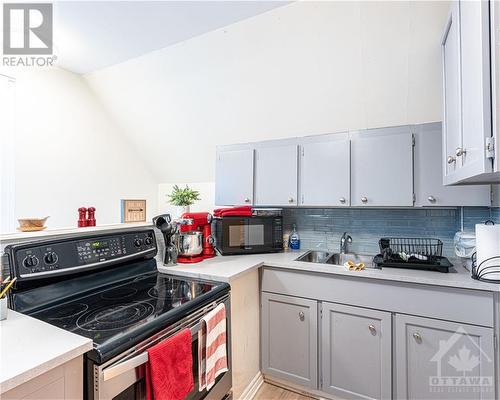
[{"x1": 239, "y1": 371, "x2": 264, "y2": 400}]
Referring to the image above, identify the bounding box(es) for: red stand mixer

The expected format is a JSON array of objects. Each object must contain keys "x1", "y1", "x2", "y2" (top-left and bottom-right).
[{"x1": 176, "y1": 212, "x2": 216, "y2": 263}]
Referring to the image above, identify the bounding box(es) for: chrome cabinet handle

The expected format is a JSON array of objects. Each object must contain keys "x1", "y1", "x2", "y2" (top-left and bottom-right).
[
  {"x1": 368, "y1": 324, "x2": 376, "y2": 334},
  {"x1": 455, "y1": 147, "x2": 467, "y2": 157},
  {"x1": 339, "y1": 197, "x2": 346, "y2": 204},
  {"x1": 288, "y1": 197, "x2": 294, "y2": 203},
  {"x1": 299, "y1": 311, "x2": 305, "y2": 321},
  {"x1": 447, "y1": 155, "x2": 456, "y2": 164},
  {"x1": 413, "y1": 332, "x2": 422, "y2": 343},
  {"x1": 427, "y1": 196, "x2": 436, "y2": 203},
  {"x1": 361, "y1": 197, "x2": 368, "y2": 204},
  {"x1": 244, "y1": 198, "x2": 250, "y2": 203}
]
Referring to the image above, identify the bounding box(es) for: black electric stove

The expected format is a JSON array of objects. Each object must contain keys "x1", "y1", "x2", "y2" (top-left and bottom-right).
[{"x1": 5, "y1": 229, "x2": 230, "y2": 364}]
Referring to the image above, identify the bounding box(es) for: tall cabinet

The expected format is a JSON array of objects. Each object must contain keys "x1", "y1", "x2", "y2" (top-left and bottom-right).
[{"x1": 442, "y1": 0, "x2": 499, "y2": 184}]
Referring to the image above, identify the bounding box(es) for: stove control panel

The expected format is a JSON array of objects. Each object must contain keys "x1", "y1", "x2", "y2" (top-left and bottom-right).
[{"x1": 6, "y1": 229, "x2": 157, "y2": 280}]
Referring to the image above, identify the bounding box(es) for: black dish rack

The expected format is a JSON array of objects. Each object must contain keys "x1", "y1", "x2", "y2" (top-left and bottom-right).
[{"x1": 373, "y1": 237, "x2": 453, "y2": 273}]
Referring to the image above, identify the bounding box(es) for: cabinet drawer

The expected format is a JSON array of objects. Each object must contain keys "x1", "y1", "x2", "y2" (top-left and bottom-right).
[{"x1": 261, "y1": 268, "x2": 494, "y2": 327}]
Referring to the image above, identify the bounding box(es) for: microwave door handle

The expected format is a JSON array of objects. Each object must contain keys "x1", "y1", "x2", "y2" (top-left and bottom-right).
[{"x1": 102, "y1": 322, "x2": 201, "y2": 381}]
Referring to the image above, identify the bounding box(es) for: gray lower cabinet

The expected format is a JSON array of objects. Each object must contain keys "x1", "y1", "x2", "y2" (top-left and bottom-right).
[
  {"x1": 395, "y1": 314, "x2": 495, "y2": 400},
  {"x1": 261, "y1": 292, "x2": 318, "y2": 388},
  {"x1": 321, "y1": 303, "x2": 392, "y2": 400}
]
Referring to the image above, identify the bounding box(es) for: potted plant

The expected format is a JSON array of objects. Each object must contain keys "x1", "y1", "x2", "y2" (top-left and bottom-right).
[{"x1": 167, "y1": 185, "x2": 201, "y2": 214}]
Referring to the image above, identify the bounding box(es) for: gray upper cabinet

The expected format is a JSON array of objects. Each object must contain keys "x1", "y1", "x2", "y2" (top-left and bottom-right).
[
  {"x1": 414, "y1": 123, "x2": 491, "y2": 206},
  {"x1": 299, "y1": 134, "x2": 350, "y2": 206},
  {"x1": 351, "y1": 126, "x2": 414, "y2": 207},
  {"x1": 215, "y1": 147, "x2": 254, "y2": 206},
  {"x1": 442, "y1": 1, "x2": 498, "y2": 185},
  {"x1": 321, "y1": 303, "x2": 392, "y2": 400},
  {"x1": 395, "y1": 314, "x2": 495, "y2": 400},
  {"x1": 255, "y1": 142, "x2": 298, "y2": 206},
  {"x1": 261, "y1": 292, "x2": 318, "y2": 389}
]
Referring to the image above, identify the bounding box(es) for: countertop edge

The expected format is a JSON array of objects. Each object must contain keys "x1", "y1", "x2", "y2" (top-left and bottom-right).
[
  {"x1": 0, "y1": 340, "x2": 93, "y2": 395},
  {"x1": 157, "y1": 254, "x2": 500, "y2": 292}
]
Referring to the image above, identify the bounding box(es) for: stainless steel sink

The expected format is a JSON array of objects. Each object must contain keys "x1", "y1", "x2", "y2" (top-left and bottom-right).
[
  {"x1": 295, "y1": 250, "x2": 332, "y2": 263},
  {"x1": 325, "y1": 252, "x2": 375, "y2": 268},
  {"x1": 295, "y1": 250, "x2": 375, "y2": 268}
]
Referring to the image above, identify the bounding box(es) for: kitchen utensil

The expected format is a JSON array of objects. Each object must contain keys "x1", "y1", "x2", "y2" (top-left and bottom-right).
[
  {"x1": 0, "y1": 296, "x2": 7, "y2": 321},
  {"x1": 17, "y1": 216, "x2": 49, "y2": 232},
  {"x1": 0, "y1": 277, "x2": 16, "y2": 298},
  {"x1": 153, "y1": 214, "x2": 178, "y2": 266}
]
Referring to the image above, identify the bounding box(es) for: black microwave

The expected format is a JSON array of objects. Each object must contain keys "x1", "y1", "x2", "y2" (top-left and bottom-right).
[{"x1": 213, "y1": 216, "x2": 283, "y2": 255}]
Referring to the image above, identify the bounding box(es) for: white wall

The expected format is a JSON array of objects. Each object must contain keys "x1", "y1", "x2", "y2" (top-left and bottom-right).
[
  {"x1": 4, "y1": 67, "x2": 158, "y2": 231},
  {"x1": 85, "y1": 1, "x2": 450, "y2": 184}
]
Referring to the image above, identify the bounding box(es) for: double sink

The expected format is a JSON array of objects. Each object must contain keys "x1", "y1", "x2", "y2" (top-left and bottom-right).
[{"x1": 295, "y1": 250, "x2": 375, "y2": 268}]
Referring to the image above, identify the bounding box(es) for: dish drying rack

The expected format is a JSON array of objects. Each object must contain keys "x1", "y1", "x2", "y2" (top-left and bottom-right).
[
  {"x1": 374, "y1": 237, "x2": 452, "y2": 273},
  {"x1": 379, "y1": 237, "x2": 443, "y2": 261}
]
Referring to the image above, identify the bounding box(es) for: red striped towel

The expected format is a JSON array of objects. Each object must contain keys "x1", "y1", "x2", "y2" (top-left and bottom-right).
[{"x1": 198, "y1": 303, "x2": 228, "y2": 391}]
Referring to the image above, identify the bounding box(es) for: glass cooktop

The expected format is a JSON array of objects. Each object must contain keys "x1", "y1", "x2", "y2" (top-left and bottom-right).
[{"x1": 21, "y1": 260, "x2": 229, "y2": 363}]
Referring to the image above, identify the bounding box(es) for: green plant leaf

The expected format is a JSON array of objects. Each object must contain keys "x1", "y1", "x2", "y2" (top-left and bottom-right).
[{"x1": 167, "y1": 185, "x2": 201, "y2": 206}]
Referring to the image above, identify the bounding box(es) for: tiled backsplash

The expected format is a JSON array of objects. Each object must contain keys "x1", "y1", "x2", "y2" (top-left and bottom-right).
[{"x1": 283, "y1": 207, "x2": 500, "y2": 257}]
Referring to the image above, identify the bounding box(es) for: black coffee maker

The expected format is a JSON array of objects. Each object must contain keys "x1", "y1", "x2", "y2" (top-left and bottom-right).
[{"x1": 152, "y1": 214, "x2": 178, "y2": 266}]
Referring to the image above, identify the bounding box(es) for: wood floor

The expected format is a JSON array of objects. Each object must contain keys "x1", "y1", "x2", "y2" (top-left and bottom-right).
[{"x1": 253, "y1": 383, "x2": 314, "y2": 400}]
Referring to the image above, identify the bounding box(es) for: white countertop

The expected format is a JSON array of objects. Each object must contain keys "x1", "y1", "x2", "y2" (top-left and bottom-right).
[
  {"x1": 157, "y1": 251, "x2": 500, "y2": 292},
  {"x1": 0, "y1": 311, "x2": 93, "y2": 394}
]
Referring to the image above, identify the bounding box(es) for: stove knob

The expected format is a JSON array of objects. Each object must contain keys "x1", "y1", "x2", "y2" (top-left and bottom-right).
[
  {"x1": 44, "y1": 252, "x2": 58, "y2": 265},
  {"x1": 23, "y1": 255, "x2": 39, "y2": 268},
  {"x1": 134, "y1": 238, "x2": 143, "y2": 247},
  {"x1": 144, "y1": 237, "x2": 153, "y2": 246}
]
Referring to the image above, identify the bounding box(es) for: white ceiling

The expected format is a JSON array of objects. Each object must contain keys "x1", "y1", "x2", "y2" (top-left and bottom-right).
[{"x1": 53, "y1": 1, "x2": 289, "y2": 74}]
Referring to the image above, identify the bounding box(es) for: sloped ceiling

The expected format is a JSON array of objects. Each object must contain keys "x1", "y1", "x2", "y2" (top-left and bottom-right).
[{"x1": 54, "y1": 1, "x2": 290, "y2": 73}]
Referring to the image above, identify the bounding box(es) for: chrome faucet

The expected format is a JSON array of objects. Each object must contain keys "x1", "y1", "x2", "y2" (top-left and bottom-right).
[{"x1": 340, "y1": 232, "x2": 352, "y2": 254}]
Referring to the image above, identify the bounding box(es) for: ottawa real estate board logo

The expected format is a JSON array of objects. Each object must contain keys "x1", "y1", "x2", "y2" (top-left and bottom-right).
[{"x1": 2, "y1": 3, "x2": 56, "y2": 67}]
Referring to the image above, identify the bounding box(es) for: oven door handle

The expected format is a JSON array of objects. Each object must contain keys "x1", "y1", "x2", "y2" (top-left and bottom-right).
[{"x1": 102, "y1": 323, "x2": 200, "y2": 382}]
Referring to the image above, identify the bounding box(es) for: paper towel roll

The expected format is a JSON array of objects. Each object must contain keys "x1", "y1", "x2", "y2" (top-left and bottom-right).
[{"x1": 475, "y1": 224, "x2": 500, "y2": 280}]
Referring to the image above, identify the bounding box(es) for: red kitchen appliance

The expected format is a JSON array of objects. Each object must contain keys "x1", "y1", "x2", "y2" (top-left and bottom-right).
[{"x1": 177, "y1": 212, "x2": 216, "y2": 264}]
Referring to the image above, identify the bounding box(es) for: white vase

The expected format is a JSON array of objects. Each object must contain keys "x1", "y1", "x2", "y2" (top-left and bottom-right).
[{"x1": 182, "y1": 205, "x2": 190, "y2": 214}]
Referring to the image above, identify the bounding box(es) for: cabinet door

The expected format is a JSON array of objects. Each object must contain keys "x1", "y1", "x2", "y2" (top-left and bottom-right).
[
  {"x1": 351, "y1": 126, "x2": 413, "y2": 207},
  {"x1": 321, "y1": 303, "x2": 392, "y2": 400},
  {"x1": 395, "y1": 314, "x2": 495, "y2": 400},
  {"x1": 255, "y1": 143, "x2": 298, "y2": 206},
  {"x1": 215, "y1": 148, "x2": 254, "y2": 206},
  {"x1": 261, "y1": 292, "x2": 318, "y2": 388},
  {"x1": 300, "y1": 134, "x2": 350, "y2": 207},
  {"x1": 458, "y1": 0, "x2": 492, "y2": 179},
  {"x1": 442, "y1": 3, "x2": 462, "y2": 181},
  {"x1": 414, "y1": 123, "x2": 491, "y2": 206}
]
